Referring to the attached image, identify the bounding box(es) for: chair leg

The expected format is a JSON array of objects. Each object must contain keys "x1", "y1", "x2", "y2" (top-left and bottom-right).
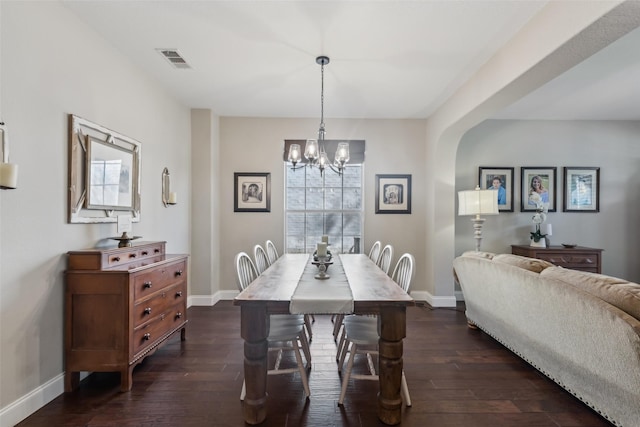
[
  {"x1": 292, "y1": 339, "x2": 311, "y2": 398},
  {"x1": 338, "y1": 342, "x2": 357, "y2": 405},
  {"x1": 336, "y1": 325, "x2": 348, "y2": 363},
  {"x1": 240, "y1": 379, "x2": 246, "y2": 401},
  {"x1": 332, "y1": 314, "x2": 344, "y2": 341},
  {"x1": 298, "y1": 331, "x2": 312, "y2": 368},
  {"x1": 304, "y1": 314, "x2": 313, "y2": 341},
  {"x1": 401, "y1": 370, "x2": 411, "y2": 407},
  {"x1": 337, "y1": 339, "x2": 350, "y2": 373}
]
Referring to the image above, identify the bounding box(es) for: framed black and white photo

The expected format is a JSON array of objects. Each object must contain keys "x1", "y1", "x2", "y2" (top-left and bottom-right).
[
  {"x1": 479, "y1": 166, "x2": 514, "y2": 212},
  {"x1": 375, "y1": 174, "x2": 411, "y2": 214},
  {"x1": 563, "y1": 167, "x2": 599, "y2": 212},
  {"x1": 234, "y1": 172, "x2": 271, "y2": 212},
  {"x1": 521, "y1": 167, "x2": 557, "y2": 212}
]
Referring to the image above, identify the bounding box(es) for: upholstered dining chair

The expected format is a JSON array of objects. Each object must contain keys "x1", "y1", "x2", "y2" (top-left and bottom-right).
[
  {"x1": 265, "y1": 240, "x2": 279, "y2": 265},
  {"x1": 253, "y1": 244, "x2": 270, "y2": 274},
  {"x1": 336, "y1": 253, "x2": 415, "y2": 407},
  {"x1": 234, "y1": 252, "x2": 311, "y2": 400},
  {"x1": 376, "y1": 244, "x2": 394, "y2": 275}
]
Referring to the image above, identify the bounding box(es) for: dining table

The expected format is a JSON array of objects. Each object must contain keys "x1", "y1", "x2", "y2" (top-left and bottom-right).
[{"x1": 233, "y1": 253, "x2": 415, "y2": 425}]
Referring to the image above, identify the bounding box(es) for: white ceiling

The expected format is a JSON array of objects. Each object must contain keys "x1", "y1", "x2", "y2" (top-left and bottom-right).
[{"x1": 61, "y1": 0, "x2": 640, "y2": 121}]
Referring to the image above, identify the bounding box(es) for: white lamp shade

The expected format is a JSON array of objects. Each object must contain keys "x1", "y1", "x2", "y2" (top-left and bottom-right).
[{"x1": 458, "y1": 187, "x2": 499, "y2": 216}]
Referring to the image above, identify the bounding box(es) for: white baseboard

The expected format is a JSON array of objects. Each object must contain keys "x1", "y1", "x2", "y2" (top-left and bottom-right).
[
  {"x1": 188, "y1": 290, "x2": 238, "y2": 307},
  {"x1": 410, "y1": 291, "x2": 457, "y2": 308},
  {"x1": 0, "y1": 372, "x2": 69, "y2": 427}
]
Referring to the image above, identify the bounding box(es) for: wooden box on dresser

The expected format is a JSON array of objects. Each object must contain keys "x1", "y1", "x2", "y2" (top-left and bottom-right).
[{"x1": 64, "y1": 241, "x2": 188, "y2": 392}]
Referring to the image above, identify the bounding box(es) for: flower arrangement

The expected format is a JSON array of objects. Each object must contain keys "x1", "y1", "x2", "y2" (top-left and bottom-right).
[{"x1": 529, "y1": 192, "x2": 549, "y2": 243}]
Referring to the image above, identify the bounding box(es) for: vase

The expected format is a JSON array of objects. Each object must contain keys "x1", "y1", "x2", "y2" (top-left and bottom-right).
[{"x1": 530, "y1": 238, "x2": 546, "y2": 248}]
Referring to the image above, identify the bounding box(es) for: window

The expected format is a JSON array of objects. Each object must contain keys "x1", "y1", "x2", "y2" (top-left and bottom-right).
[{"x1": 285, "y1": 164, "x2": 363, "y2": 254}]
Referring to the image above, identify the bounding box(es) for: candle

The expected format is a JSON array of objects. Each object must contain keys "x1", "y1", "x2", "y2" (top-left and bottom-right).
[
  {"x1": 0, "y1": 163, "x2": 18, "y2": 189},
  {"x1": 321, "y1": 235, "x2": 329, "y2": 244},
  {"x1": 317, "y1": 242, "x2": 327, "y2": 258},
  {"x1": 168, "y1": 192, "x2": 177, "y2": 204}
]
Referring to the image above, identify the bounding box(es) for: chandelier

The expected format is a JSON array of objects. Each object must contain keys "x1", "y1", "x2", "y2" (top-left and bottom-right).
[{"x1": 287, "y1": 56, "x2": 349, "y2": 176}]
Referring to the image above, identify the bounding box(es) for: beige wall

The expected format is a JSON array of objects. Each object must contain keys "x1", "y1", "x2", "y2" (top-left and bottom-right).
[
  {"x1": 0, "y1": 2, "x2": 191, "y2": 424},
  {"x1": 217, "y1": 117, "x2": 428, "y2": 297},
  {"x1": 456, "y1": 119, "x2": 640, "y2": 282}
]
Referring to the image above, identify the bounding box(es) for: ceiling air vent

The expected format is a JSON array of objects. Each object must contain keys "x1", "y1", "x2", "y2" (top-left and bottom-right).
[{"x1": 156, "y1": 49, "x2": 191, "y2": 69}]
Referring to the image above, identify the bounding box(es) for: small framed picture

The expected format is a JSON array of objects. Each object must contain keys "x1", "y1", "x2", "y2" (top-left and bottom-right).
[
  {"x1": 521, "y1": 167, "x2": 557, "y2": 212},
  {"x1": 375, "y1": 174, "x2": 411, "y2": 214},
  {"x1": 234, "y1": 172, "x2": 271, "y2": 212},
  {"x1": 563, "y1": 167, "x2": 600, "y2": 212},
  {"x1": 479, "y1": 167, "x2": 514, "y2": 212}
]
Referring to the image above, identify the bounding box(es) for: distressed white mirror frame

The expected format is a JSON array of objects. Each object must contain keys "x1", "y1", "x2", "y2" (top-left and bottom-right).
[{"x1": 68, "y1": 114, "x2": 141, "y2": 223}]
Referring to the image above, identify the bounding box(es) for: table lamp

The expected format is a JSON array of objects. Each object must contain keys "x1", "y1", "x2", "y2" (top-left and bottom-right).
[{"x1": 458, "y1": 185, "x2": 499, "y2": 251}]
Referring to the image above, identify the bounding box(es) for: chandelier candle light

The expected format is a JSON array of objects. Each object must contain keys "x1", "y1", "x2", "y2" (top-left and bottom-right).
[
  {"x1": 287, "y1": 56, "x2": 349, "y2": 176},
  {"x1": 458, "y1": 186, "x2": 499, "y2": 252}
]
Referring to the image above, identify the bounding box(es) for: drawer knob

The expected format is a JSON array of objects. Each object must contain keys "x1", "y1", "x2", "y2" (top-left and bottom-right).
[
  {"x1": 176, "y1": 291, "x2": 183, "y2": 297},
  {"x1": 112, "y1": 256, "x2": 120, "y2": 262},
  {"x1": 154, "y1": 249, "x2": 160, "y2": 253},
  {"x1": 143, "y1": 281, "x2": 152, "y2": 289},
  {"x1": 175, "y1": 270, "x2": 183, "y2": 277},
  {"x1": 176, "y1": 312, "x2": 183, "y2": 319},
  {"x1": 141, "y1": 251, "x2": 148, "y2": 256},
  {"x1": 143, "y1": 333, "x2": 151, "y2": 341},
  {"x1": 144, "y1": 307, "x2": 152, "y2": 315},
  {"x1": 129, "y1": 253, "x2": 137, "y2": 258}
]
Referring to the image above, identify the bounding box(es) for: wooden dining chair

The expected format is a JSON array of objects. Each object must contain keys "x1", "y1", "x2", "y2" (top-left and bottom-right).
[
  {"x1": 337, "y1": 253, "x2": 415, "y2": 407},
  {"x1": 265, "y1": 240, "x2": 279, "y2": 265},
  {"x1": 376, "y1": 244, "x2": 394, "y2": 275},
  {"x1": 253, "y1": 244, "x2": 270, "y2": 274},
  {"x1": 234, "y1": 252, "x2": 311, "y2": 400},
  {"x1": 367, "y1": 241, "x2": 382, "y2": 263}
]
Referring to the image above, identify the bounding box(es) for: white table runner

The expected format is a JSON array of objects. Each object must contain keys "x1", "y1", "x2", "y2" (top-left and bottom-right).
[{"x1": 289, "y1": 254, "x2": 354, "y2": 314}]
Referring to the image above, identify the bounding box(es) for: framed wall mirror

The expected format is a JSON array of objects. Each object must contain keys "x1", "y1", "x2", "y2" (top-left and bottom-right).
[{"x1": 68, "y1": 114, "x2": 141, "y2": 223}]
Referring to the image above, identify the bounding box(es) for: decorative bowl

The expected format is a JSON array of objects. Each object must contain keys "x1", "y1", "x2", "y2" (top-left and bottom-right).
[{"x1": 561, "y1": 243, "x2": 577, "y2": 248}]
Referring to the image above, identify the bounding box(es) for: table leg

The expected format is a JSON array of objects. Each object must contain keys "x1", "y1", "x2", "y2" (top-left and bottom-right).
[
  {"x1": 240, "y1": 305, "x2": 269, "y2": 425},
  {"x1": 378, "y1": 305, "x2": 406, "y2": 425}
]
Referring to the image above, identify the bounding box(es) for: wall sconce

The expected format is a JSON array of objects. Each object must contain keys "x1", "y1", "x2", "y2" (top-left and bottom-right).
[
  {"x1": 0, "y1": 123, "x2": 19, "y2": 190},
  {"x1": 162, "y1": 167, "x2": 177, "y2": 207}
]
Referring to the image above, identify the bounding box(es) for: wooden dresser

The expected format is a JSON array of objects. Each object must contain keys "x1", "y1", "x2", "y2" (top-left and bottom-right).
[
  {"x1": 65, "y1": 241, "x2": 188, "y2": 392},
  {"x1": 511, "y1": 245, "x2": 602, "y2": 273}
]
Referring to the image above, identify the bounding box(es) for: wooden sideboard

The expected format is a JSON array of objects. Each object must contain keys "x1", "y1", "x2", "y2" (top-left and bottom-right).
[
  {"x1": 511, "y1": 245, "x2": 602, "y2": 273},
  {"x1": 65, "y1": 241, "x2": 188, "y2": 392}
]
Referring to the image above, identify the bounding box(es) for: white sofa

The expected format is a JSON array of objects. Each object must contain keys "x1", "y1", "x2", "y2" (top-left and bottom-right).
[{"x1": 453, "y1": 251, "x2": 640, "y2": 427}]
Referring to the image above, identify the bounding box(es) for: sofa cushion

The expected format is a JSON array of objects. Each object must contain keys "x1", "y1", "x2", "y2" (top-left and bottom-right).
[
  {"x1": 460, "y1": 251, "x2": 495, "y2": 260},
  {"x1": 492, "y1": 253, "x2": 554, "y2": 273},
  {"x1": 541, "y1": 267, "x2": 640, "y2": 321}
]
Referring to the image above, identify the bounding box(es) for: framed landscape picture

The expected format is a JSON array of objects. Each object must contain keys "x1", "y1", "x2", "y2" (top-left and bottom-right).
[
  {"x1": 375, "y1": 174, "x2": 411, "y2": 214},
  {"x1": 563, "y1": 167, "x2": 600, "y2": 212},
  {"x1": 234, "y1": 172, "x2": 271, "y2": 212},
  {"x1": 521, "y1": 167, "x2": 557, "y2": 212},
  {"x1": 479, "y1": 166, "x2": 514, "y2": 212}
]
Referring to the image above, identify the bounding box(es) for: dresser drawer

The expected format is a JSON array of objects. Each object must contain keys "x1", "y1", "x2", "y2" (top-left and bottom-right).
[
  {"x1": 537, "y1": 252, "x2": 600, "y2": 271},
  {"x1": 132, "y1": 301, "x2": 187, "y2": 356},
  {"x1": 68, "y1": 242, "x2": 166, "y2": 270},
  {"x1": 133, "y1": 260, "x2": 187, "y2": 301},
  {"x1": 511, "y1": 245, "x2": 602, "y2": 273},
  {"x1": 133, "y1": 282, "x2": 186, "y2": 327}
]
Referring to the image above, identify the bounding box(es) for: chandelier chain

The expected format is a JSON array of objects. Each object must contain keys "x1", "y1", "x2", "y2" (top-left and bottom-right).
[{"x1": 320, "y1": 61, "x2": 325, "y2": 132}]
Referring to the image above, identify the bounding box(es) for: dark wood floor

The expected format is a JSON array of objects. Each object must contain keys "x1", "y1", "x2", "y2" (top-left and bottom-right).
[{"x1": 18, "y1": 301, "x2": 612, "y2": 427}]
